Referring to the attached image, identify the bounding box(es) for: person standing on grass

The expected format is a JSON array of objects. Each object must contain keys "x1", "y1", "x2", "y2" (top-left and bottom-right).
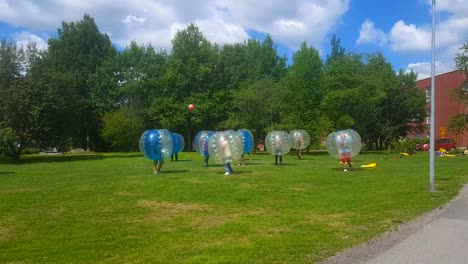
[
  {"x1": 295, "y1": 136, "x2": 303, "y2": 159},
  {"x1": 139, "y1": 129, "x2": 174, "y2": 175},
  {"x1": 237, "y1": 129, "x2": 254, "y2": 167},
  {"x1": 153, "y1": 159, "x2": 164, "y2": 174},
  {"x1": 194, "y1": 131, "x2": 214, "y2": 167},
  {"x1": 265, "y1": 131, "x2": 291, "y2": 167},
  {"x1": 339, "y1": 133, "x2": 352, "y2": 171},
  {"x1": 220, "y1": 136, "x2": 233, "y2": 175}
]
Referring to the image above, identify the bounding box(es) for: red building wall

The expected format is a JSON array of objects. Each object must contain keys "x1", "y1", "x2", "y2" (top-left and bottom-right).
[{"x1": 416, "y1": 70, "x2": 467, "y2": 147}]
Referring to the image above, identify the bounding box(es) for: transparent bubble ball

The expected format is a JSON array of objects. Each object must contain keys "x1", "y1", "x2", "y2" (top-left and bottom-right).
[
  {"x1": 325, "y1": 129, "x2": 362, "y2": 159},
  {"x1": 289, "y1": 129, "x2": 310, "y2": 150},
  {"x1": 265, "y1": 131, "x2": 292, "y2": 155},
  {"x1": 208, "y1": 130, "x2": 244, "y2": 164},
  {"x1": 139, "y1": 129, "x2": 174, "y2": 161}
]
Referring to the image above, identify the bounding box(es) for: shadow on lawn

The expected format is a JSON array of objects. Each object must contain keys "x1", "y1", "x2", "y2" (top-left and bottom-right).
[
  {"x1": 0, "y1": 171, "x2": 15, "y2": 175},
  {"x1": 331, "y1": 167, "x2": 366, "y2": 172},
  {"x1": 159, "y1": 169, "x2": 190, "y2": 174},
  {"x1": 14, "y1": 153, "x2": 143, "y2": 164}
]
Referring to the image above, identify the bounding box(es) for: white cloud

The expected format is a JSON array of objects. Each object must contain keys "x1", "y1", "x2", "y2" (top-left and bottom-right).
[
  {"x1": 13, "y1": 31, "x2": 48, "y2": 50},
  {"x1": 395, "y1": 1, "x2": 468, "y2": 78},
  {"x1": 221, "y1": 0, "x2": 349, "y2": 49},
  {"x1": 0, "y1": 0, "x2": 349, "y2": 51},
  {"x1": 406, "y1": 60, "x2": 454, "y2": 80},
  {"x1": 356, "y1": 19, "x2": 387, "y2": 46},
  {"x1": 389, "y1": 21, "x2": 431, "y2": 52},
  {"x1": 196, "y1": 18, "x2": 248, "y2": 45},
  {"x1": 122, "y1": 15, "x2": 146, "y2": 25},
  {"x1": 429, "y1": 0, "x2": 468, "y2": 17}
]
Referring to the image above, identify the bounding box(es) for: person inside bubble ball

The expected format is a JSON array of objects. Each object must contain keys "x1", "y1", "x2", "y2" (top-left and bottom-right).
[
  {"x1": 202, "y1": 137, "x2": 210, "y2": 167},
  {"x1": 274, "y1": 134, "x2": 283, "y2": 166},
  {"x1": 153, "y1": 159, "x2": 164, "y2": 174},
  {"x1": 295, "y1": 135, "x2": 304, "y2": 160},
  {"x1": 220, "y1": 136, "x2": 233, "y2": 175},
  {"x1": 339, "y1": 133, "x2": 352, "y2": 171},
  {"x1": 238, "y1": 154, "x2": 245, "y2": 166}
]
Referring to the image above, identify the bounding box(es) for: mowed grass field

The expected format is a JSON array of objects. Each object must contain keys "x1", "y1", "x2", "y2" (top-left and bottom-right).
[{"x1": 0, "y1": 151, "x2": 467, "y2": 263}]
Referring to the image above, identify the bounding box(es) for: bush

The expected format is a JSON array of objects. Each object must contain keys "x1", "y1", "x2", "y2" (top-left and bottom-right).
[
  {"x1": 101, "y1": 107, "x2": 144, "y2": 152},
  {"x1": 390, "y1": 139, "x2": 419, "y2": 153},
  {"x1": 21, "y1": 147, "x2": 40, "y2": 154}
]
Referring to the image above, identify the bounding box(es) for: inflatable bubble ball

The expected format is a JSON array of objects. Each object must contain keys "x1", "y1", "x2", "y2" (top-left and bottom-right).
[
  {"x1": 139, "y1": 129, "x2": 174, "y2": 161},
  {"x1": 194, "y1": 131, "x2": 214, "y2": 157},
  {"x1": 265, "y1": 131, "x2": 292, "y2": 155},
  {"x1": 208, "y1": 130, "x2": 244, "y2": 164},
  {"x1": 171, "y1": 133, "x2": 185, "y2": 154},
  {"x1": 325, "y1": 129, "x2": 362, "y2": 159},
  {"x1": 238, "y1": 129, "x2": 254, "y2": 154},
  {"x1": 289, "y1": 129, "x2": 310, "y2": 150}
]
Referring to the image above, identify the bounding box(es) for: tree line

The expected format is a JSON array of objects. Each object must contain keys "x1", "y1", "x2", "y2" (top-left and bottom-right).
[{"x1": 1, "y1": 14, "x2": 430, "y2": 160}]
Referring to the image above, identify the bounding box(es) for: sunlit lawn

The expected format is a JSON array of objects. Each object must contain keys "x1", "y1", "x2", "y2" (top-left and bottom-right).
[{"x1": 0, "y1": 151, "x2": 467, "y2": 263}]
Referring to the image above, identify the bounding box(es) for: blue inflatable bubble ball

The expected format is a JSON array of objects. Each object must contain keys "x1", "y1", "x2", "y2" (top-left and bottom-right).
[
  {"x1": 171, "y1": 133, "x2": 185, "y2": 154},
  {"x1": 194, "y1": 131, "x2": 214, "y2": 157},
  {"x1": 208, "y1": 130, "x2": 244, "y2": 164},
  {"x1": 139, "y1": 129, "x2": 174, "y2": 161},
  {"x1": 325, "y1": 129, "x2": 362, "y2": 159},
  {"x1": 265, "y1": 131, "x2": 292, "y2": 156},
  {"x1": 238, "y1": 129, "x2": 254, "y2": 154}
]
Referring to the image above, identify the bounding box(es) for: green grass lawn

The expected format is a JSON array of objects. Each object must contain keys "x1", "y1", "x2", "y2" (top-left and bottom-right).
[{"x1": 0, "y1": 151, "x2": 467, "y2": 263}]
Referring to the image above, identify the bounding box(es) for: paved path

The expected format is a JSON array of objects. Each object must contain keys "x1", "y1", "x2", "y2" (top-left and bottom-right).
[{"x1": 319, "y1": 185, "x2": 468, "y2": 264}]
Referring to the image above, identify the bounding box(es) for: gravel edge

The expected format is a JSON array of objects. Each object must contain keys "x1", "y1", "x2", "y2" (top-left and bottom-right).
[{"x1": 317, "y1": 184, "x2": 468, "y2": 264}]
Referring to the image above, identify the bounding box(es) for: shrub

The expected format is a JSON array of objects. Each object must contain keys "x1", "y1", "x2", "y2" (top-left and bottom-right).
[{"x1": 21, "y1": 148, "x2": 40, "y2": 154}]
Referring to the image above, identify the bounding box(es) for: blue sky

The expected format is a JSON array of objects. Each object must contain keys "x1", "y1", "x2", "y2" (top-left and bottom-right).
[{"x1": 1, "y1": 0, "x2": 467, "y2": 79}]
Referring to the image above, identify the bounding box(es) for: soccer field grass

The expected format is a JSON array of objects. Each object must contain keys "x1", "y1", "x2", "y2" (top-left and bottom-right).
[{"x1": 1, "y1": 151, "x2": 467, "y2": 263}]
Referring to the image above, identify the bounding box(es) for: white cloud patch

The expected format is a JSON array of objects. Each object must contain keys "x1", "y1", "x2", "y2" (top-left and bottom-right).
[
  {"x1": 399, "y1": 1, "x2": 468, "y2": 78},
  {"x1": 122, "y1": 15, "x2": 146, "y2": 25},
  {"x1": 220, "y1": 0, "x2": 349, "y2": 49},
  {"x1": 356, "y1": 19, "x2": 387, "y2": 46},
  {"x1": 196, "y1": 18, "x2": 249, "y2": 45},
  {"x1": 0, "y1": 0, "x2": 349, "y2": 51},
  {"x1": 13, "y1": 31, "x2": 48, "y2": 50},
  {"x1": 428, "y1": 0, "x2": 468, "y2": 18},
  {"x1": 406, "y1": 60, "x2": 454, "y2": 80},
  {"x1": 389, "y1": 21, "x2": 431, "y2": 52}
]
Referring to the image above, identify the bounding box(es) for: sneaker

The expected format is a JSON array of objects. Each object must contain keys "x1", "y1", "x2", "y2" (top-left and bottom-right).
[
  {"x1": 224, "y1": 172, "x2": 231, "y2": 176},
  {"x1": 154, "y1": 171, "x2": 159, "y2": 174},
  {"x1": 343, "y1": 169, "x2": 348, "y2": 172}
]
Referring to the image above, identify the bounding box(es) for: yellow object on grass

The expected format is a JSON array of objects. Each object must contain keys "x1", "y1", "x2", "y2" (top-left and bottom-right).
[
  {"x1": 444, "y1": 154, "x2": 456, "y2": 157},
  {"x1": 361, "y1": 163, "x2": 377, "y2": 168},
  {"x1": 400, "y1": 152, "x2": 410, "y2": 156}
]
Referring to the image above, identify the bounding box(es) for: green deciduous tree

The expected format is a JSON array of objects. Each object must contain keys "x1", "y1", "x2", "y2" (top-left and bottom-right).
[
  {"x1": 224, "y1": 78, "x2": 286, "y2": 147},
  {"x1": 282, "y1": 42, "x2": 326, "y2": 143},
  {"x1": 447, "y1": 42, "x2": 468, "y2": 134},
  {"x1": 101, "y1": 107, "x2": 144, "y2": 151},
  {"x1": 44, "y1": 14, "x2": 117, "y2": 150},
  {"x1": 0, "y1": 40, "x2": 47, "y2": 160}
]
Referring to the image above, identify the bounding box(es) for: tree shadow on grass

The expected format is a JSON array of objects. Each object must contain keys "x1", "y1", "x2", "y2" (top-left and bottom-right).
[
  {"x1": 217, "y1": 170, "x2": 254, "y2": 176},
  {"x1": 0, "y1": 171, "x2": 15, "y2": 175},
  {"x1": 15, "y1": 154, "x2": 104, "y2": 164},
  {"x1": 360, "y1": 151, "x2": 394, "y2": 155},
  {"x1": 12, "y1": 153, "x2": 143, "y2": 165},
  {"x1": 158, "y1": 170, "x2": 190, "y2": 174}
]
